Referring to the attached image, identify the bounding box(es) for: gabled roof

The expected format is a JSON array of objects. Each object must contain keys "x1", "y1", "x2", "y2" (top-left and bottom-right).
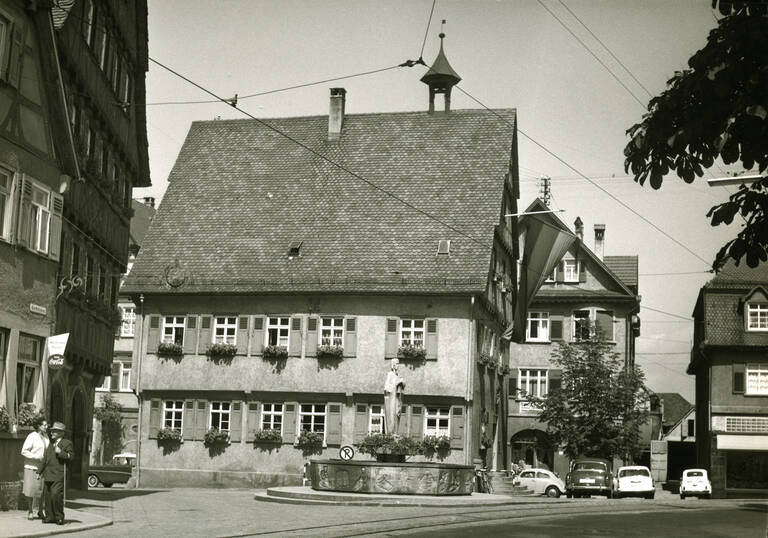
[
  {"x1": 604, "y1": 256, "x2": 638, "y2": 289},
  {"x1": 123, "y1": 109, "x2": 517, "y2": 295},
  {"x1": 706, "y1": 258, "x2": 768, "y2": 289},
  {"x1": 129, "y1": 199, "x2": 156, "y2": 249},
  {"x1": 656, "y1": 392, "x2": 693, "y2": 428}
]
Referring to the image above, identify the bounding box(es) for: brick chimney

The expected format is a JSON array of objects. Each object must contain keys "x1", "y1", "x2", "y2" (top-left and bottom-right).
[
  {"x1": 594, "y1": 224, "x2": 605, "y2": 260},
  {"x1": 328, "y1": 88, "x2": 346, "y2": 141},
  {"x1": 574, "y1": 217, "x2": 583, "y2": 242}
]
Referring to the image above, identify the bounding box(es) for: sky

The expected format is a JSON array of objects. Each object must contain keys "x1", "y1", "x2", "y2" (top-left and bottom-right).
[{"x1": 137, "y1": 0, "x2": 744, "y2": 402}]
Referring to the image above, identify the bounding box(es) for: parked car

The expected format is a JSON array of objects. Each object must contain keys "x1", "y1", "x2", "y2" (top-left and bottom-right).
[
  {"x1": 614, "y1": 465, "x2": 655, "y2": 499},
  {"x1": 679, "y1": 468, "x2": 712, "y2": 499},
  {"x1": 513, "y1": 468, "x2": 566, "y2": 497},
  {"x1": 565, "y1": 457, "x2": 613, "y2": 498},
  {"x1": 88, "y1": 453, "x2": 136, "y2": 488}
]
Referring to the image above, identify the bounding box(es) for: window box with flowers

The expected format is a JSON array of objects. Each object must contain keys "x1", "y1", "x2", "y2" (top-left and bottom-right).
[
  {"x1": 16, "y1": 403, "x2": 44, "y2": 430},
  {"x1": 295, "y1": 430, "x2": 323, "y2": 450},
  {"x1": 157, "y1": 342, "x2": 184, "y2": 358},
  {"x1": 397, "y1": 345, "x2": 426, "y2": 362},
  {"x1": 263, "y1": 345, "x2": 288, "y2": 361},
  {"x1": 206, "y1": 343, "x2": 237, "y2": 360},
  {"x1": 421, "y1": 434, "x2": 452, "y2": 453},
  {"x1": 157, "y1": 428, "x2": 183, "y2": 443},
  {"x1": 316, "y1": 345, "x2": 344, "y2": 361},
  {"x1": 253, "y1": 429, "x2": 283, "y2": 444},
  {"x1": 203, "y1": 427, "x2": 230, "y2": 446}
]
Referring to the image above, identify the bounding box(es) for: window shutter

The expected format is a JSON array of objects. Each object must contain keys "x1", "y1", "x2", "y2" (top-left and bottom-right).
[
  {"x1": 16, "y1": 176, "x2": 32, "y2": 248},
  {"x1": 194, "y1": 400, "x2": 208, "y2": 440},
  {"x1": 450, "y1": 406, "x2": 464, "y2": 449},
  {"x1": 230, "y1": 402, "x2": 242, "y2": 442},
  {"x1": 733, "y1": 363, "x2": 746, "y2": 394},
  {"x1": 555, "y1": 261, "x2": 564, "y2": 283},
  {"x1": 7, "y1": 22, "x2": 24, "y2": 88},
  {"x1": 343, "y1": 317, "x2": 357, "y2": 357},
  {"x1": 354, "y1": 404, "x2": 368, "y2": 443},
  {"x1": 199, "y1": 316, "x2": 212, "y2": 352},
  {"x1": 48, "y1": 193, "x2": 63, "y2": 262},
  {"x1": 289, "y1": 317, "x2": 302, "y2": 357},
  {"x1": 409, "y1": 405, "x2": 424, "y2": 441},
  {"x1": 578, "y1": 261, "x2": 587, "y2": 283},
  {"x1": 282, "y1": 402, "x2": 297, "y2": 444},
  {"x1": 246, "y1": 402, "x2": 259, "y2": 442},
  {"x1": 148, "y1": 399, "x2": 160, "y2": 439},
  {"x1": 306, "y1": 317, "x2": 318, "y2": 357},
  {"x1": 596, "y1": 311, "x2": 613, "y2": 340},
  {"x1": 251, "y1": 316, "x2": 265, "y2": 356},
  {"x1": 548, "y1": 369, "x2": 562, "y2": 394},
  {"x1": 236, "y1": 316, "x2": 249, "y2": 355},
  {"x1": 385, "y1": 318, "x2": 399, "y2": 359},
  {"x1": 326, "y1": 403, "x2": 343, "y2": 445},
  {"x1": 425, "y1": 319, "x2": 438, "y2": 360},
  {"x1": 147, "y1": 315, "x2": 161, "y2": 352},
  {"x1": 183, "y1": 316, "x2": 198, "y2": 354},
  {"x1": 110, "y1": 361, "x2": 120, "y2": 391},
  {"x1": 550, "y1": 316, "x2": 564, "y2": 341},
  {"x1": 183, "y1": 400, "x2": 195, "y2": 439},
  {"x1": 508, "y1": 374, "x2": 518, "y2": 398}
]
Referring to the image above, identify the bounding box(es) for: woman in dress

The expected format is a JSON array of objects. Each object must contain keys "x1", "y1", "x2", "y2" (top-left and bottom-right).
[{"x1": 21, "y1": 416, "x2": 49, "y2": 520}]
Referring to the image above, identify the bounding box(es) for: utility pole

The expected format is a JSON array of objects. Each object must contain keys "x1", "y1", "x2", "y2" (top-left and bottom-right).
[{"x1": 539, "y1": 176, "x2": 551, "y2": 206}]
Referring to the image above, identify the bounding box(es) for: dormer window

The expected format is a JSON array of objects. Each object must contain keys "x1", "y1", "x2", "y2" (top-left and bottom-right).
[
  {"x1": 437, "y1": 239, "x2": 451, "y2": 255},
  {"x1": 287, "y1": 241, "x2": 302, "y2": 259},
  {"x1": 747, "y1": 302, "x2": 768, "y2": 331}
]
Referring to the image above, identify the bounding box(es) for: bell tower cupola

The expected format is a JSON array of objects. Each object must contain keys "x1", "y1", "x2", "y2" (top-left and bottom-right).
[{"x1": 420, "y1": 22, "x2": 461, "y2": 113}]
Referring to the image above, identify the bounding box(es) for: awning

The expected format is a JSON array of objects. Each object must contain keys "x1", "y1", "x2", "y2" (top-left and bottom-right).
[{"x1": 717, "y1": 434, "x2": 768, "y2": 450}]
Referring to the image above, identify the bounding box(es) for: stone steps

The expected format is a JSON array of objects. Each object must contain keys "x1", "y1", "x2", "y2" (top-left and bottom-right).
[{"x1": 487, "y1": 471, "x2": 534, "y2": 496}]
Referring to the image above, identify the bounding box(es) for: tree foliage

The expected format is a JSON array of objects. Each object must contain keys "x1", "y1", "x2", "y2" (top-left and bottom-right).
[
  {"x1": 95, "y1": 394, "x2": 124, "y2": 462},
  {"x1": 624, "y1": 1, "x2": 768, "y2": 269},
  {"x1": 531, "y1": 332, "x2": 650, "y2": 462}
]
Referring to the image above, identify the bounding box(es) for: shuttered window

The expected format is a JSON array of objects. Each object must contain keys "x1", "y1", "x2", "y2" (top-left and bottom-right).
[
  {"x1": 321, "y1": 317, "x2": 344, "y2": 346},
  {"x1": 267, "y1": 317, "x2": 290, "y2": 347},
  {"x1": 214, "y1": 316, "x2": 237, "y2": 344},
  {"x1": 163, "y1": 400, "x2": 183, "y2": 430},
  {"x1": 261, "y1": 403, "x2": 283, "y2": 432},
  {"x1": 424, "y1": 407, "x2": 450, "y2": 436},
  {"x1": 369, "y1": 404, "x2": 384, "y2": 434}
]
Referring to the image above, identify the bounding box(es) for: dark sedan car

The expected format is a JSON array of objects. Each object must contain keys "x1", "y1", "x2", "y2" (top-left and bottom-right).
[
  {"x1": 88, "y1": 453, "x2": 135, "y2": 488},
  {"x1": 565, "y1": 457, "x2": 613, "y2": 498}
]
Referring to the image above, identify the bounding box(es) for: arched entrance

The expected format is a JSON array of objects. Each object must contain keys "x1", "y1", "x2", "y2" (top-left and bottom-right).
[
  {"x1": 70, "y1": 389, "x2": 87, "y2": 487},
  {"x1": 510, "y1": 429, "x2": 554, "y2": 470}
]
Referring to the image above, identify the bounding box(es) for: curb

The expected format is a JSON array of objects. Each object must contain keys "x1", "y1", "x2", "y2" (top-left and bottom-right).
[{"x1": 2, "y1": 513, "x2": 112, "y2": 538}]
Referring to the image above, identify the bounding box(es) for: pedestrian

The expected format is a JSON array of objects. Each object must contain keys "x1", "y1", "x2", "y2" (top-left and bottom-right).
[
  {"x1": 20, "y1": 416, "x2": 49, "y2": 520},
  {"x1": 37, "y1": 421, "x2": 73, "y2": 526}
]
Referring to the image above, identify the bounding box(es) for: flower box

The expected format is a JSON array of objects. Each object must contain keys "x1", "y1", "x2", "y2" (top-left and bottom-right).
[
  {"x1": 316, "y1": 345, "x2": 343, "y2": 360},
  {"x1": 157, "y1": 342, "x2": 184, "y2": 357},
  {"x1": 358, "y1": 433, "x2": 420, "y2": 458},
  {"x1": 296, "y1": 430, "x2": 323, "y2": 450},
  {"x1": 421, "y1": 434, "x2": 452, "y2": 452},
  {"x1": 203, "y1": 427, "x2": 230, "y2": 446},
  {"x1": 157, "y1": 428, "x2": 182, "y2": 442},
  {"x1": 263, "y1": 345, "x2": 288, "y2": 360},
  {"x1": 206, "y1": 343, "x2": 237, "y2": 359},
  {"x1": 397, "y1": 345, "x2": 426, "y2": 362},
  {"x1": 253, "y1": 429, "x2": 283, "y2": 443},
  {"x1": 16, "y1": 403, "x2": 44, "y2": 428}
]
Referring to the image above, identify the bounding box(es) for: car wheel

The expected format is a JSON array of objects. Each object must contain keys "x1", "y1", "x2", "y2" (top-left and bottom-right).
[
  {"x1": 704, "y1": 494, "x2": 711, "y2": 499},
  {"x1": 545, "y1": 486, "x2": 560, "y2": 498},
  {"x1": 646, "y1": 492, "x2": 655, "y2": 500},
  {"x1": 680, "y1": 493, "x2": 685, "y2": 500},
  {"x1": 566, "y1": 491, "x2": 573, "y2": 498},
  {"x1": 87, "y1": 474, "x2": 99, "y2": 488}
]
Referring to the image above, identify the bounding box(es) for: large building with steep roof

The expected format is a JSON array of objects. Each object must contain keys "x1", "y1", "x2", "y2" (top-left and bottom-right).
[{"x1": 688, "y1": 260, "x2": 768, "y2": 497}]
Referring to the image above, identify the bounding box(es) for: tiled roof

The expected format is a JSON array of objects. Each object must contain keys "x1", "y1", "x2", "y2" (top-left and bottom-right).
[
  {"x1": 129, "y1": 199, "x2": 156, "y2": 249},
  {"x1": 656, "y1": 392, "x2": 693, "y2": 427},
  {"x1": 123, "y1": 109, "x2": 517, "y2": 294},
  {"x1": 532, "y1": 288, "x2": 636, "y2": 302},
  {"x1": 706, "y1": 258, "x2": 768, "y2": 289},
  {"x1": 604, "y1": 256, "x2": 638, "y2": 288}
]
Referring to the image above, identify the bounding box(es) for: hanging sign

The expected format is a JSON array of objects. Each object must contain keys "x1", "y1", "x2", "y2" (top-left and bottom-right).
[{"x1": 47, "y1": 333, "x2": 70, "y2": 370}]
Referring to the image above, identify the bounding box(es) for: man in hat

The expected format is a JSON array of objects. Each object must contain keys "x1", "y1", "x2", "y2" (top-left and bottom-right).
[{"x1": 37, "y1": 422, "x2": 73, "y2": 525}]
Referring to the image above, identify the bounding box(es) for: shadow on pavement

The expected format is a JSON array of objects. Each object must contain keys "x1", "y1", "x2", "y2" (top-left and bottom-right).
[
  {"x1": 738, "y1": 503, "x2": 768, "y2": 513},
  {"x1": 67, "y1": 488, "x2": 167, "y2": 501}
]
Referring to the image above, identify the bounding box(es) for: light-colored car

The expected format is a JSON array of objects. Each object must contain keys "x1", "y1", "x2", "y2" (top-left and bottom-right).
[
  {"x1": 680, "y1": 468, "x2": 712, "y2": 499},
  {"x1": 88, "y1": 453, "x2": 136, "y2": 488},
  {"x1": 615, "y1": 465, "x2": 655, "y2": 499},
  {"x1": 513, "y1": 468, "x2": 566, "y2": 498}
]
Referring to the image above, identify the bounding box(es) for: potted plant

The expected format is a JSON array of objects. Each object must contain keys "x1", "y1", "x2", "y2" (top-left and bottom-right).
[
  {"x1": 358, "y1": 433, "x2": 420, "y2": 462},
  {"x1": 203, "y1": 427, "x2": 230, "y2": 446},
  {"x1": 157, "y1": 341, "x2": 184, "y2": 358},
  {"x1": 397, "y1": 345, "x2": 426, "y2": 362},
  {"x1": 263, "y1": 345, "x2": 288, "y2": 360},
  {"x1": 253, "y1": 428, "x2": 282, "y2": 444},
  {"x1": 0, "y1": 406, "x2": 10, "y2": 433},
  {"x1": 295, "y1": 430, "x2": 323, "y2": 450},
  {"x1": 157, "y1": 428, "x2": 182, "y2": 443},
  {"x1": 16, "y1": 403, "x2": 43, "y2": 430},
  {"x1": 316, "y1": 345, "x2": 343, "y2": 360},
  {"x1": 206, "y1": 343, "x2": 237, "y2": 360}
]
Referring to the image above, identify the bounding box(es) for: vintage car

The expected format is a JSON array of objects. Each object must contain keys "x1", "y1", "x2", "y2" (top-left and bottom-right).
[
  {"x1": 88, "y1": 453, "x2": 136, "y2": 488},
  {"x1": 680, "y1": 468, "x2": 712, "y2": 499},
  {"x1": 513, "y1": 468, "x2": 566, "y2": 497},
  {"x1": 565, "y1": 457, "x2": 613, "y2": 498},
  {"x1": 615, "y1": 465, "x2": 655, "y2": 499}
]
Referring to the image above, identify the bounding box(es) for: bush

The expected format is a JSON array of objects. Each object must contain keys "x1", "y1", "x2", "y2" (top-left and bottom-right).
[
  {"x1": 157, "y1": 342, "x2": 184, "y2": 357},
  {"x1": 397, "y1": 345, "x2": 426, "y2": 362},
  {"x1": 358, "y1": 433, "x2": 420, "y2": 457},
  {"x1": 0, "y1": 407, "x2": 9, "y2": 432},
  {"x1": 316, "y1": 345, "x2": 344, "y2": 360},
  {"x1": 157, "y1": 428, "x2": 182, "y2": 442},
  {"x1": 206, "y1": 343, "x2": 237, "y2": 359},
  {"x1": 421, "y1": 434, "x2": 451, "y2": 452},
  {"x1": 296, "y1": 430, "x2": 323, "y2": 449},
  {"x1": 253, "y1": 429, "x2": 282, "y2": 443},
  {"x1": 263, "y1": 345, "x2": 288, "y2": 360},
  {"x1": 203, "y1": 427, "x2": 229, "y2": 446},
  {"x1": 16, "y1": 403, "x2": 44, "y2": 427}
]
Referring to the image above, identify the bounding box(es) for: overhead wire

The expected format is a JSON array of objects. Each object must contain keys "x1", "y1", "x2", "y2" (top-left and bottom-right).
[{"x1": 419, "y1": 0, "x2": 438, "y2": 60}]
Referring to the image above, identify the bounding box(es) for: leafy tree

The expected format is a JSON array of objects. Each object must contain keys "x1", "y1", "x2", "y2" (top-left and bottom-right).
[
  {"x1": 530, "y1": 330, "x2": 650, "y2": 462},
  {"x1": 623, "y1": 0, "x2": 768, "y2": 269},
  {"x1": 94, "y1": 393, "x2": 124, "y2": 463}
]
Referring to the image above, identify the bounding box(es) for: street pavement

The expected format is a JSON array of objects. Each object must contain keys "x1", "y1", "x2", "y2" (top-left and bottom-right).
[{"x1": 2, "y1": 485, "x2": 765, "y2": 537}]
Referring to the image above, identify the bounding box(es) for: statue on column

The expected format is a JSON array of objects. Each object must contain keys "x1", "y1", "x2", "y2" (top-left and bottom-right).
[{"x1": 384, "y1": 358, "x2": 405, "y2": 434}]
